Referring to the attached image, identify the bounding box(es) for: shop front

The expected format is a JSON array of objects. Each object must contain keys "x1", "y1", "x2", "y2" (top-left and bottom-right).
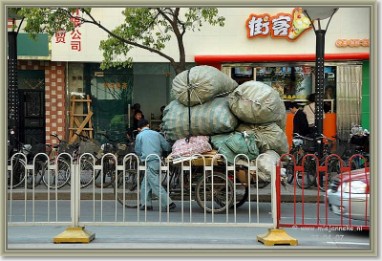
[
  {"x1": 191, "y1": 7, "x2": 370, "y2": 148},
  {"x1": 194, "y1": 53, "x2": 369, "y2": 147},
  {"x1": 45, "y1": 7, "x2": 371, "y2": 147}
]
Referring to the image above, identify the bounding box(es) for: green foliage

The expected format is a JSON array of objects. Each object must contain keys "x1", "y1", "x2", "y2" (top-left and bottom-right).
[
  {"x1": 15, "y1": 7, "x2": 225, "y2": 74},
  {"x1": 17, "y1": 8, "x2": 80, "y2": 38}
]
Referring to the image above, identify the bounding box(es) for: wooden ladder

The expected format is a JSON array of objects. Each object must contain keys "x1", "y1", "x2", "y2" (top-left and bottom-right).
[{"x1": 69, "y1": 95, "x2": 94, "y2": 144}]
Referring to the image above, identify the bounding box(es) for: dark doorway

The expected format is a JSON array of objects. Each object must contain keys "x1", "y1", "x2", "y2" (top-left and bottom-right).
[{"x1": 18, "y1": 70, "x2": 45, "y2": 146}]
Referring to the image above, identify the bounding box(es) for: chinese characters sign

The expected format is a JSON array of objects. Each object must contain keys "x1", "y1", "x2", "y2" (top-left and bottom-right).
[
  {"x1": 54, "y1": 9, "x2": 82, "y2": 51},
  {"x1": 103, "y1": 82, "x2": 129, "y2": 90},
  {"x1": 247, "y1": 8, "x2": 312, "y2": 41}
]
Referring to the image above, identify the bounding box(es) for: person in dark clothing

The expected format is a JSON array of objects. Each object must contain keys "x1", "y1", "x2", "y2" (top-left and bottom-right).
[
  {"x1": 126, "y1": 109, "x2": 145, "y2": 141},
  {"x1": 289, "y1": 102, "x2": 310, "y2": 136},
  {"x1": 132, "y1": 110, "x2": 144, "y2": 131}
]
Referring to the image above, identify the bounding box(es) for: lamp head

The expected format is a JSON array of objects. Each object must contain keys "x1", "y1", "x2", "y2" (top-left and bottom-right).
[
  {"x1": 303, "y1": 7, "x2": 339, "y2": 31},
  {"x1": 303, "y1": 7, "x2": 338, "y2": 21}
]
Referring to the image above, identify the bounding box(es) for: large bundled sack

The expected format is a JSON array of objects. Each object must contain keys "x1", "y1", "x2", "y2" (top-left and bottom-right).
[
  {"x1": 236, "y1": 122, "x2": 289, "y2": 155},
  {"x1": 169, "y1": 136, "x2": 212, "y2": 159},
  {"x1": 256, "y1": 150, "x2": 280, "y2": 183},
  {"x1": 235, "y1": 150, "x2": 280, "y2": 184},
  {"x1": 210, "y1": 134, "x2": 236, "y2": 164},
  {"x1": 162, "y1": 97, "x2": 238, "y2": 141},
  {"x1": 210, "y1": 132, "x2": 259, "y2": 164},
  {"x1": 228, "y1": 81, "x2": 286, "y2": 129},
  {"x1": 171, "y1": 65, "x2": 238, "y2": 106}
]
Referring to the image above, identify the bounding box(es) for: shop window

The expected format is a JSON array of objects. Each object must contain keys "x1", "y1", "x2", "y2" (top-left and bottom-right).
[
  {"x1": 229, "y1": 65, "x2": 337, "y2": 112},
  {"x1": 231, "y1": 66, "x2": 254, "y2": 84},
  {"x1": 254, "y1": 66, "x2": 313, "y2": 101}
]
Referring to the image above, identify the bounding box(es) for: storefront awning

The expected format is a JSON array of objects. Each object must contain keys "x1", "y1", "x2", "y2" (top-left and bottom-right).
[{"x1": 17, "y1": 33, "x2": 50, "y2": 60}]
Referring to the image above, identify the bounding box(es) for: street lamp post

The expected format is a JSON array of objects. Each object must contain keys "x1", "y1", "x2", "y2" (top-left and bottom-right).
[
  {"x1": 8, "y1": 22, "x2": 20, "y2": 150},
  {"x1": 7, "y1": 9, "x2": 23, "y2": 150},
  {"x1": 303, "y1": 7, "x2": 338, "y2": 158}
]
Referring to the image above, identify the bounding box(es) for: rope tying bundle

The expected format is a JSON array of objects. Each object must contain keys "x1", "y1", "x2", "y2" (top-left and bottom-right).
[{"x1": 186, "y1": 69, "x2": 192, "y2": 143}]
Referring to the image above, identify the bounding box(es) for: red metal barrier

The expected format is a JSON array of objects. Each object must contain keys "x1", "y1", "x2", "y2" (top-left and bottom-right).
[{"x1": 277, "y1": 153, "x2": 370, "y2": 232}]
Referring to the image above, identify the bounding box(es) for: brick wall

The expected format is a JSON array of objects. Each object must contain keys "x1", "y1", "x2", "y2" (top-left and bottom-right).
[{"x1": 18, "y1": 60, "x2": 66, "y2": 146}]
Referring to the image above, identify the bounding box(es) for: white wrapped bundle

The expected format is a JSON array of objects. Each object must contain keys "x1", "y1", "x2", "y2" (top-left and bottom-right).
[
  {"x1": 256, "y1": 150, "x2": 280, "y2": 183},
  {"x1": 171, "y1": 65, "x2": 238, "y2": 106},
  {"x1": 236, "y1": 122, "x2": 289, "y2": 155},
  {"x1": 228, "y1": 81, "x2": 286, "y2": 129}
]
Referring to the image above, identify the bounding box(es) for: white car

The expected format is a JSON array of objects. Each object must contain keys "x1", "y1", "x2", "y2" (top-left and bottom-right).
[{"x1": 327, "y1": 168, "x2": 370, "y2": 222}]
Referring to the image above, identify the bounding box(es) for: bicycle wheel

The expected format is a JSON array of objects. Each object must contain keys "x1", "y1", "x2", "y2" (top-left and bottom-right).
[
  {"x1": 26, "y1": 160, "x2": 44, "y2": 189},
  {"x1": 79, "y1": 157, "x2": 96, "y2": 188},
  {"x1": 95, "y1": 155, "x2": 116, "y2": 188},
  {"x1": 296, "y1": 157, "x2": 316, "y2": 189},
  {"x1": 285, "y1": 160, "x2": 295, "y2": 184},
  {"x1": 195, "y1": 172, "x2": 234, "y2": 214},
  {"x1": 317, "y1": 158, "x2": 340, "y2": 192},
  {"x1": 114, "y1": 169, "x2": 141, "y2": 208},
  {"x1": 285, "y1": 149, "x2": 300, "y2": 185},
  {"x1": 42, "y1": 158, "x2": 71, "y2": 189},
  {"x1": 8, "y1": 157, "x2": 26, "y2": 189}
]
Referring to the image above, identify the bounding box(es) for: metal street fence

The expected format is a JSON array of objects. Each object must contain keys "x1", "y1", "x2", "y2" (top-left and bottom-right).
[
  {"x1": 7, "y1": 152, "x2": 370, "y2": 242},
  {"x1": 7, "y1": 152, "x2": 277, "y2": 229}
]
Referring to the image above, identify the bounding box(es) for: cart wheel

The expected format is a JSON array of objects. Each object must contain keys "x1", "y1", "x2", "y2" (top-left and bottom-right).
[
  {"x1": 232, "y1": 184, "x2": 249, "y2": 209},
  {"x1": 195, "y1": 171, "x2": 234, "y2": 214}
]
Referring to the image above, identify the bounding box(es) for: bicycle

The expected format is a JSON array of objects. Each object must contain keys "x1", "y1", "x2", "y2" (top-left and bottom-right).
[
  {"x1": 95, "y1": 130, "x2": 135, "y2": 188},
  {"x1": 284, "y1": 133, "x2": 317, "y2": 189},
  {"x1": 315, "y1": 135, "x2": 341, "y2": 192},
  {"x1": 74, "y1": 132, "x2": 103, "y2": 188},
  {"x1": 337, "y1": 130, "x2": 369, "y2": 169},
  {"x1": 7, "y1": 129, "x2": 46, "y2": 189},
  {"x1": 40, "y1": 133, "x2": 75, "y2": 189}
]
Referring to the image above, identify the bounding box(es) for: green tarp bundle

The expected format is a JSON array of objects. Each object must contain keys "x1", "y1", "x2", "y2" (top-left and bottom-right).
[{"x1": 210, "y1": 132, "x2": 259, "y2": 164}]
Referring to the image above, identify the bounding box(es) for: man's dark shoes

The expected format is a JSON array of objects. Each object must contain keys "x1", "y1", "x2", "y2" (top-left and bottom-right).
[
  {"x1": 168, "y1": 202, "x2": 176, "y2": 212},
  {"x1": 139, "y1": 205, "x2": 153, "y2": 211}
]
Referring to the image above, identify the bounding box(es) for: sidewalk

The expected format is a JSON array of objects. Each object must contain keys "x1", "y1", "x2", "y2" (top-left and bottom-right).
[{"x1": 6, "y1": 219, "x2": 370, "y2": 253}]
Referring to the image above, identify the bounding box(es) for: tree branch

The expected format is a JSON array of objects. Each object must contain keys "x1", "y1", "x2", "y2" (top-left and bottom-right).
[{"x1": 71, "y1": 8, "x2": 177, "y2": 64}]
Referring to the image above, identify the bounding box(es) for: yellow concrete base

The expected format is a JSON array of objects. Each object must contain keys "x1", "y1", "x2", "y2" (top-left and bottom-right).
[
  {"x1": 257, "y1": 228, "x2": 298, "y2": 246},
  {"x1": 53, "y1": 226, "x2": 95, "y2": 244}
]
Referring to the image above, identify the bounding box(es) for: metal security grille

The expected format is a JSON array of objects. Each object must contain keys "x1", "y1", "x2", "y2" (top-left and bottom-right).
[
  {"x1": 336, "y1": 65, "x2": 362, "y2": 140},
  {"x1": 18, "y1": 70, "x2": 46, "y2": 146}
]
